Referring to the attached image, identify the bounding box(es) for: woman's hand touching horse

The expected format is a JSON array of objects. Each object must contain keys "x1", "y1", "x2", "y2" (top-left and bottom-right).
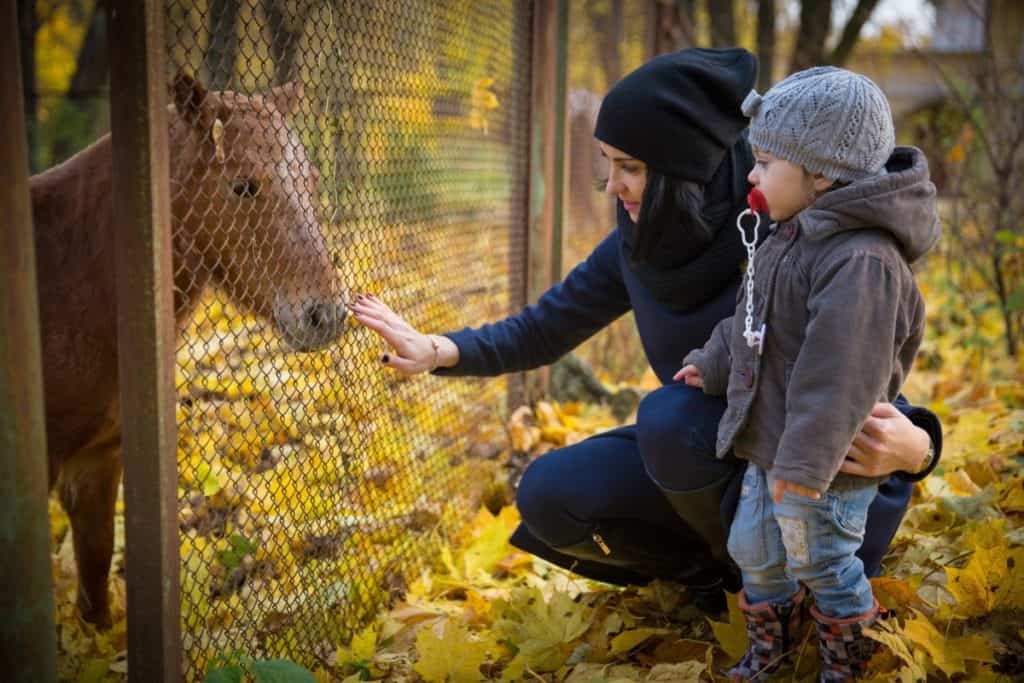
[{"x1": 348, "y1": 294, "x2": 459, "y2": 375}]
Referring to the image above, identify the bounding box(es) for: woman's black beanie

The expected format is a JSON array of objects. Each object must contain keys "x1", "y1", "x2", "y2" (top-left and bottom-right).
[{"x1": 594, "y1": 47, "x2": 758, "y2": 184}]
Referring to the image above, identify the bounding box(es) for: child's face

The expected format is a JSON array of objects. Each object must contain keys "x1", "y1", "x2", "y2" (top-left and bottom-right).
[
  {"x1": 747, "y1": 147, "x2": 834, "y2": 222},
  {"x1": 598, "y1": 141, "x2": 648, "y2": 223}
]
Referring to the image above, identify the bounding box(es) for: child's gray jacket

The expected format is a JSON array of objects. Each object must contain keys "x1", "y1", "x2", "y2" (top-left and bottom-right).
[{"x1": 684, "y1": 146, "x2": 941, "y2": 493}]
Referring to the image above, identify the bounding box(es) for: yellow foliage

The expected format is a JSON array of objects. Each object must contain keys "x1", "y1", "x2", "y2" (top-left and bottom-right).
[
  {"x1": 707, "y1": 591, "x2": 748, "y2": 661},
  {"x1": 944, "y1": 518, "x2": 1024, "y2": 617},
  {"x1": 442, "y1": 506, "x2": 520, "y2": 583},
  {"x1": 493, "y1": 586, "x2": 594, "y2": 672},
  {"x1": 414, "y1": 619, "x2": 497, "y2": 683},
  {"x1": 608, "y1": 628, "x2": 676, "y2": 657},
  {"x1": 901, "y1": 610, "x2": 994, "y2": 676}
]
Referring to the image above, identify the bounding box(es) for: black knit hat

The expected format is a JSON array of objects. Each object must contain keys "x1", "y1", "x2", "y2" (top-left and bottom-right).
[{"x1": 594, "y1": 47, "x2": 757, "y2": 184}]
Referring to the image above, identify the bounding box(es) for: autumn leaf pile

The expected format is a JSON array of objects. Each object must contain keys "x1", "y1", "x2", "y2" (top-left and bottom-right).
[{"x1": 50, "y1": 250, "x2": 1024, "y2": 682}]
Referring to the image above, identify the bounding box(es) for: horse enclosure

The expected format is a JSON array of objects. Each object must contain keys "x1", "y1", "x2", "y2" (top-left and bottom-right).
[{"x1": 2, "y1": 1, "x2": 570, "y2": 680}]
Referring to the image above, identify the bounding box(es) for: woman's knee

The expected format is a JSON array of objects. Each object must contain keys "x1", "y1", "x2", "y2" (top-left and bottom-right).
[
  {"x1": 514, "y1": 450, "x2": 592, "y2": 545},
  {"x1": 515, "y1": 453, "x2": 560, "y2": 526},
  {"x1": 637, "y1": 384, "x2": 727, "y2": 489}
]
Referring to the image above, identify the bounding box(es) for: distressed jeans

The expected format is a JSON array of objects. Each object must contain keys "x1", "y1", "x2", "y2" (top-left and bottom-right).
[{"x1": 726, "y1": 463, "x2": 877, "y2": 618}]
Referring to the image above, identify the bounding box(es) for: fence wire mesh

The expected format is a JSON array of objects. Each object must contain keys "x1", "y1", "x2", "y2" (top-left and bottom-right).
[{"x1": 164, "y1": 1, "x2": 531, "y2": 676}]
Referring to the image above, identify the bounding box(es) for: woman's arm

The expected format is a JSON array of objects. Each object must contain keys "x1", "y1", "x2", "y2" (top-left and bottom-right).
[
  {"x1": 838, "y1": 399, "x2": 942, "y2": 481},
  {"x1": 349, "y1": 230, "x2": 631, "y2": 377}
]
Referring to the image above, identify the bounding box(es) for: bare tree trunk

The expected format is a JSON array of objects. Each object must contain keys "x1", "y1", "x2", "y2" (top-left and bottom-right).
[
  {"x1": 17, "y1": 0, "x2": 37, "y2": 171},
  {"x1": 829, "y1": 0, "x2": 880, "y2": 65},
  {"x1": 650, "y1": 0, "x2": 697, "y2": 55},
  {"x1": 263, "y1": 0, "x2": 304, "y2": 84},
  {"x1": 790, "y1": 0, "x2": 831, "y2": 73},
  {"x1": 756, "y1": 0, "x2": 776, "y2": 90},
  {"x1": 66, "y1": 0, "x2": 109, "y2": 100},
  {"x1": 598, "y1": 0, "x2": 625, "y2": 81},
  {"x1": 994, "y1": 256, "x2": 1018, "y2": 356},
  {"x1": 708, "y1": 0, "x2": 736, "y2": 47},
  {"x1": 202, "y1": 0, "x2": 240, "y2": 90},
  {"x1": 51, "y1": 0, "x2": 110, "y2": 163}
]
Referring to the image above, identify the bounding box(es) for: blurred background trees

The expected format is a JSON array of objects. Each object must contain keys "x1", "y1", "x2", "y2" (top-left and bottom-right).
[{"x1": 16, "y1": 0, "x2": 1024, "y2": 375}]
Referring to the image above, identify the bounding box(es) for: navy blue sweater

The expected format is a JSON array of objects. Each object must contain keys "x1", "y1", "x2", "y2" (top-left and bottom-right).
[{"x1": 438, "y1": 228, "x2": 739, "y2": 385}]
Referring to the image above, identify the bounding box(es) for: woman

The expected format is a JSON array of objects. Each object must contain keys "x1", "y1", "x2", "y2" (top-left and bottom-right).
[{"x1": 348, "y1": 48, "x2": 941, "y2": 613}]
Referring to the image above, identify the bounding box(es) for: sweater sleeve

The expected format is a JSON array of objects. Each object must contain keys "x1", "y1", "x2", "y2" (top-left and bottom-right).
[
  {"x1": 890, "y1": 394, "x2": 943, "y2": 482},
  {"x1": 773, "y1": 252, "x2": 915, "y2": 494},
  {"x1": 682, "y1": 316, "x2": 733, "y2": 396},
  {"x1": 433, "y1": 231, "x2": 631, "y2": 377}
]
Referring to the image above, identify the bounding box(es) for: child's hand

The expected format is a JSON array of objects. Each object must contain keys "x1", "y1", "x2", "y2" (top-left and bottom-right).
[
  {"x1": 773, "y1": 479, "x2": 822, "y2": 503},
  {"x1": 673, "y1": 364, "x2": 704, "y2": 387}
]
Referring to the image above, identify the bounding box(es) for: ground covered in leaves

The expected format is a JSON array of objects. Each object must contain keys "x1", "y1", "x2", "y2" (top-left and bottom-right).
[{"x1": 50, "y1": 265, "x2": 1024, "y2": 681}]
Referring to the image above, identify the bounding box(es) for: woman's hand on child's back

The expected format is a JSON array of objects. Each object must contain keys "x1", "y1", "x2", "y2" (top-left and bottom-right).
[
  {"x1": 674, "y1": 364, "x2": 704, "y2": 387},
  {"x1": 773, "y1": 479, "x2": 822, "y2": 503},
  {"x1": 841, "y1": 402, "x2": 932, "y2": 477}
]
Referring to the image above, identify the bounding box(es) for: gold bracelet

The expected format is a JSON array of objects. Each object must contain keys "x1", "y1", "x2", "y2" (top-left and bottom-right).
[{"x1": 427, "y1": 335, "x2": 441, "y2": 372}]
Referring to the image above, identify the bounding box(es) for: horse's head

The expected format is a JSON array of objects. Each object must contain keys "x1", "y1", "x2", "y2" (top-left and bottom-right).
[{"x1": 170, "y1": 73, "x2": 346, "y2": 351}]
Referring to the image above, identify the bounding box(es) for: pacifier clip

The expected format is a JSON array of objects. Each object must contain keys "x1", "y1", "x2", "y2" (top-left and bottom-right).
[{"x1": 737, "y1": 188, "x2": 769, "y2": 355}]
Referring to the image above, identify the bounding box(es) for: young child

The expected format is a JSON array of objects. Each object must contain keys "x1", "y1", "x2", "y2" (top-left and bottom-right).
[{"x1": 675, "y1": 67, "x2": 940, "y2": 681}]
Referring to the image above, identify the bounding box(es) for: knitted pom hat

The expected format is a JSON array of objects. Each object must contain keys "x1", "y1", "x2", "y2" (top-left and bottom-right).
[{"x1": 741, "y1": 66, "x2": 895, "y2": 182}]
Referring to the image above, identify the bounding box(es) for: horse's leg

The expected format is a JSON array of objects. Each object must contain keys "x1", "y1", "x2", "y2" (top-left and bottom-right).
[{"x1": 58, "y1": 427, "x2": 122, "y2": 628}]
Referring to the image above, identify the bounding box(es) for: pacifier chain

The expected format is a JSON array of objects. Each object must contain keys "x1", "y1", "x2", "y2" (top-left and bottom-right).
[{"x1": 737, "y1": 189, "x2": 769, "y2": 355}]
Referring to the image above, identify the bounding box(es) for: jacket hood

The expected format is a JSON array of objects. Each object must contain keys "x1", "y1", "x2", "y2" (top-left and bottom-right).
[{"x1": 799, "y1": 146, "x2": 940, "y2": 263}]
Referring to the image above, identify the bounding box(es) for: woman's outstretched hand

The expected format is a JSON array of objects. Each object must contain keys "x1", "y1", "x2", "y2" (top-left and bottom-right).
[
  {"x1": 840, "y1": 402, "x2": 932, "y2": 477},
  {"x1": 347, "y1": 293, "x2": 457, "y2": 376}
]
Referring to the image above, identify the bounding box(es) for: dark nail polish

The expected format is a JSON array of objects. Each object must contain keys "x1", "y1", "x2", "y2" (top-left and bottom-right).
[
  {"x1": 356, "y1": 294, "x2": 363, "y2": 300},
  {"x1": 381, "y1": 354, "x2": 389, "y2": 363}
]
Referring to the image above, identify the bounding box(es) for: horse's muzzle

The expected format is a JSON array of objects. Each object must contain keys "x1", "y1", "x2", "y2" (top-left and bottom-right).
[{"x1": 274, "y1": 298, "x2": 347, "y2": 351}]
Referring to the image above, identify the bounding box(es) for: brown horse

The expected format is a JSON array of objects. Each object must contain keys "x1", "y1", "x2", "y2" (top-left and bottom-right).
[{"x1": 31, "y1": 73, "x2": 346, "y2": 627}]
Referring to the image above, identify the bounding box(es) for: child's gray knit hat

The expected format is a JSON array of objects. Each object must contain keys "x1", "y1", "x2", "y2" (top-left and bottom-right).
[{"x1": 741, "y1": 66, "x2": 895, "y2": 182}]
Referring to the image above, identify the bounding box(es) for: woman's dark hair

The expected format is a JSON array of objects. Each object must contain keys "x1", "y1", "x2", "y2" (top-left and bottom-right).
[{"x1": 630, "y1": 170, "x2": 712, "y2": 265}]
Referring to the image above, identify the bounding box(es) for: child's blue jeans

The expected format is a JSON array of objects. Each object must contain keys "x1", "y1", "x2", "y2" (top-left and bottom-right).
[{"x1": 726, "y1": 462, "x2": 877, "y2": 618}]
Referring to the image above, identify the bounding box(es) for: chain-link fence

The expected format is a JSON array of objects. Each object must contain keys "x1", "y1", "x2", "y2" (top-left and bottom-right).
[{"x1": 162, "y1": 1, "x2": 531, "y2": 676}]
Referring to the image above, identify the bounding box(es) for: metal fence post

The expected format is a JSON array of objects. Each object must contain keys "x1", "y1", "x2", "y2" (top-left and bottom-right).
[
  {"x1": 108, "y1": 1, "x2": 182, "y2": 680},
  {"x1": 0, "y1": 0, "x2": 58, "y2": 679},
  {"x1": 520, "y1": 0, "x2": 569, "y2": 403}
]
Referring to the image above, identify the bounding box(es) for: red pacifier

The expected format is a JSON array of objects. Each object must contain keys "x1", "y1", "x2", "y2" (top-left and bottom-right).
[{"x1": 747, "y1": 187, "x2": 769, "y2": 214}]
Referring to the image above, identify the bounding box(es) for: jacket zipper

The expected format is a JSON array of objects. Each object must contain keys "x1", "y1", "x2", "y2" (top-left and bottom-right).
[{"x1": 591, "y1": 531, "x2": 611, "y2": 555}]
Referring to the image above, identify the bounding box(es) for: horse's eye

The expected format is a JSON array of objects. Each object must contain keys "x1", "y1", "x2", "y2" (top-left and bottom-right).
[{"x1": 231, "y1": 179, "x2": 261, "y2": 198}]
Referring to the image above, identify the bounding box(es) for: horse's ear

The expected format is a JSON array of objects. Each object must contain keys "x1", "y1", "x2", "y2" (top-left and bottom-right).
[
  {"x1": 266, "y1": 81, "x2": 303, "y2": 116},
  {"x1": 172, "y1": 71, "x2": 210, "y2": 127}
]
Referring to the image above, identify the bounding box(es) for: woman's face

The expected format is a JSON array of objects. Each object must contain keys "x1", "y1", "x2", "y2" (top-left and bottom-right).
[
  {"x1": 598, "y1": 141, "x2": 647, "y2": 223},
  {"x1": 747, "y1": 146, "x2": 833, "y2": 222}
]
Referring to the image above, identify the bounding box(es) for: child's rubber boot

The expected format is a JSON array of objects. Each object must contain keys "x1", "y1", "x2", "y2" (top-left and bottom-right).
[
  {"x1": 725, "y1": 587, "x2": 806, "y2": 681},
  {"x1": 810, "y1": 599, "x2": 881, "y2": 682}
]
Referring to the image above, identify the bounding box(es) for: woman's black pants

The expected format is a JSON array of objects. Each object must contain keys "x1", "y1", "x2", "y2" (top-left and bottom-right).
[{"x1": 510, "y1": 382, "x2": 913, "y2": 589}]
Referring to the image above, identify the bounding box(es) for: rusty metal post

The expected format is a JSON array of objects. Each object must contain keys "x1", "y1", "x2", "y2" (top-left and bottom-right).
[
  {"x1": 0, "y1": 0, "x2": 58, "y2": 680},
  {"x1": 519, "y1": 0, "x2": 569, "y2": 403},
  {"x1": 108, "y1": 1, "x2": 181, "y2": 680}
]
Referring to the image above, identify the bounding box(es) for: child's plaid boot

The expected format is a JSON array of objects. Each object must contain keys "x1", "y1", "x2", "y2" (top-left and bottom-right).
[
  {"x1": 810, "y1": 599, "x2": 881, "y2": 682},
  {"x1": 725, "y1": 587, "x2": 806, "y2": 681}
]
